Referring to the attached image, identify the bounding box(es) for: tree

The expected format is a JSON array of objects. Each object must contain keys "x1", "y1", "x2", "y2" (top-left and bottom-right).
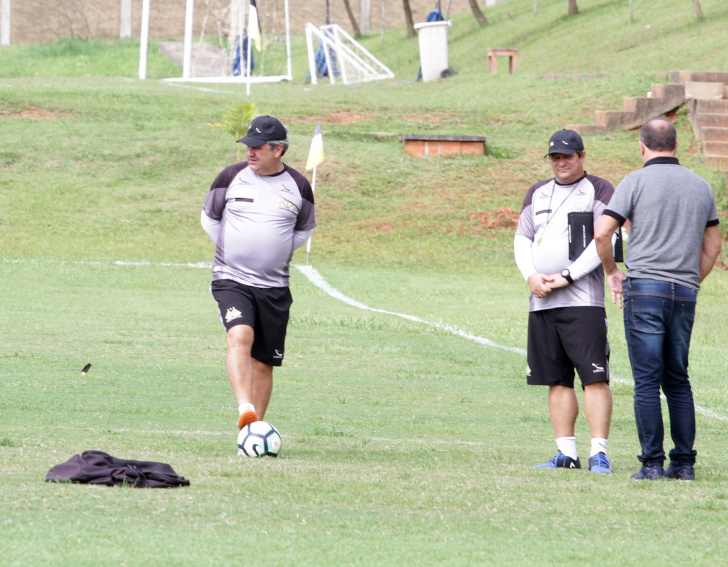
[
  {"x1": 692, "y1": 0, "x2": 705, "y2": 20},
  {"x1": 568, "y1": 0, "x2": 578, "y2": 15},
  {"x1": 342, "y1": 0, "x2": 361, "y2": 37},
  {"x1": 468, "y1": 0, "x2": 488, "y2": 27},
  {"x1": 402, "y1": 0, "x2": 415, "y2": 38}
]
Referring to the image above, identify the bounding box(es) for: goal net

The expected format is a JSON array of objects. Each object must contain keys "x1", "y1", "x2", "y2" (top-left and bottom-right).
[
  {"x1": 305, "y1": 23, "x2": 394, "y2": 86},
  {"x1": 140, "y1": 0, "x2": 291, "y2": 84}
]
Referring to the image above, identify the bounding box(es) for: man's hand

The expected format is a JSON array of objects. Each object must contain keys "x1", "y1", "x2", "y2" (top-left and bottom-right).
[
  {"x1": 528, "y1": 273, "x2": 555, "y2": 298},
  {"x1": 606, "y1": 269, "x2": 627, "y2": 308},
  {"x1": 547, "y1": 273, "x2": 570, "y2": 290}
]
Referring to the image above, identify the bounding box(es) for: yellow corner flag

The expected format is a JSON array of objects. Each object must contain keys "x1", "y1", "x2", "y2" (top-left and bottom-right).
[
  {"x1": 248, "y1": 0, "x2": 262, "y2": 51},
  {"x1": 306, "y1": 122, "x2": 325, "y2": 171}
]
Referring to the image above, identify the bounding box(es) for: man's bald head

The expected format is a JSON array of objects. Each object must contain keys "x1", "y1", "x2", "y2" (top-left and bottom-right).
[{"x1": 639, "y1": 118, "x2": 677, "y2": 152}]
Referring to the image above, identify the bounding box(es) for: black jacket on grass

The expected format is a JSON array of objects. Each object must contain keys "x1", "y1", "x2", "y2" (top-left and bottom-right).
[{"x1": 45, "y1": 450, "x2": 190, "y2": 488}]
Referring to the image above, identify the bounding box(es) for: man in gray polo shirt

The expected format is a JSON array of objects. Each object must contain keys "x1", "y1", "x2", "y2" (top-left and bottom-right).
[
  {"x1": 201, "y1": 115, "x2": 316, "y2": 432},
  {"x1": 595, "y1": 118, "x2": 721, "y2": 481}
]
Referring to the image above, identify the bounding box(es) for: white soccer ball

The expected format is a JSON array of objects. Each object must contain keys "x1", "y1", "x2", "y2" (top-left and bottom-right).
[{"x1": 237, "y1": 421, "x2": 282, "y2": 458}]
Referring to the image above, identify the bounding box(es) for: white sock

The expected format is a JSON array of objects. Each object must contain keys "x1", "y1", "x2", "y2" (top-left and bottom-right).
[
  {"x1": 556, "y1": 437, "x2": 578, "y2": 460},
  {"x1": 590, "y1": 438, "x2": 608, "y2": 457},
  {"x1": 238, "y1": 402, "x2": 256, "y2": 415}
]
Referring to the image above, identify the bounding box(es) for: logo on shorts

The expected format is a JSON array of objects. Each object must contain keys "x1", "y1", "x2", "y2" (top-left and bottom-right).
[
  {"x1": 279, "y1": 200, "x2": 296, "y2": 211},
  {"x1": 225, "y1": 307, "x2": 242, "y2": 322},
  {"x1": 592, "y1": 363, "x2": 605, "y2": 373},
  {"x1": 273, "y1": 349, "x2": 283, "y2": 359},
  {"x1": 526, "y1": 364, "x2": 532, "y2": 377}
]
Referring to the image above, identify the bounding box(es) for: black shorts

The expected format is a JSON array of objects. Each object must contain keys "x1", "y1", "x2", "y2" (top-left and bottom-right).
[
  {"x1": 210, "y1": 279, "x2": 293, "y2": 367},
  {"x1": 526, "y1": 307, "x2": 609, "y2": 389}
]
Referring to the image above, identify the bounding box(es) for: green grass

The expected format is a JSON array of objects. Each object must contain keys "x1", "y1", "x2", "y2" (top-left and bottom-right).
[{"x1": 2, "y1": 0, "x2": 728, "y2": 564}]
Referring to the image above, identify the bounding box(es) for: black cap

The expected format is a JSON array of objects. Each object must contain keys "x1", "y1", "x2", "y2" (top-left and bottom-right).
[
  {"x1": 545, "y1": 129, "x2": 584, "y2": 157},
  {"x1": 238, "y1": 115, "x2": 288, "y2": 146}
]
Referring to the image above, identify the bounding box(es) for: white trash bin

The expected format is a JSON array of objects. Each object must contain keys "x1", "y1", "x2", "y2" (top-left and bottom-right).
[{"x1": 414, "y1": 20, "x2": 453, "y2": 82}]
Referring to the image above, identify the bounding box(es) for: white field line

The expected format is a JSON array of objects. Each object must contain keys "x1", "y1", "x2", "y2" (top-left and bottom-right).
[
  {"x1": 295, "y1": 264, "x2": 728, "y2": 424},
  {"x1": 295, "y1": 264, "x2": 525, "y2": 355},
  {"x1": 5, "y1": 258, "x2": 726, "y2": 423},
  {"x1": 111, "y1": 428, "x2": 485, "y2": 446},
  {"x1": 2, "y1": 258, "x2": 210, "y2": 269}
]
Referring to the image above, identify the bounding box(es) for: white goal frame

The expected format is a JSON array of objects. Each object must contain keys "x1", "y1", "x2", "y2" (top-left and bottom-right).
[
  {"x1": 139, "y1": 0, "x2": 292, "y2": 85},
  {"x1": 305, "y1": 23, "x2": 394, "y2": 86}
]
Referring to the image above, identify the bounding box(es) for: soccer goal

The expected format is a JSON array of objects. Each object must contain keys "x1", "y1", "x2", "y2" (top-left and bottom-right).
[
  {"x1": 139, "y1": 0, "x2": 292, "y2": 84},
  {"x1": 305, "y1": 23, "x2": 395, "y2": 86}
]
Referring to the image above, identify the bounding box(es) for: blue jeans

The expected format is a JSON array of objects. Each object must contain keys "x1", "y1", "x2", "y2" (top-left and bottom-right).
[{"x1": 623, "y1": 278, "x2": 698, "y2": 467}]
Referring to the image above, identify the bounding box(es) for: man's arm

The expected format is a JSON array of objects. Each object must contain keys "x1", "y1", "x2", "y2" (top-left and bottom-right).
[
  {"x1": 293, "y1": 229, "x2": 313, "y2": 251},
  {"x1": 514, "y1": 234, "x2": 553, "y2": 298},
  {"x1": 201, "y1": 211, "x2": 221, "y2": 244},
  {"x1": 595, "y1": 214, "x2": 626, "y2": 308},
  {"x1": 699, "y1": 225, "x2": 722, "y2": 282}
]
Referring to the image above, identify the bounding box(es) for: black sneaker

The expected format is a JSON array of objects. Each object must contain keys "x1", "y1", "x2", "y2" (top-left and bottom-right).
[
  {"x1": 533, "y1": 452, "x2": 581, "y2": 469},
  {"x1": 631, "y1": 464, "x2": 664, "y2": 480},
  {"x1": 665, "y1": 464, "x2": 695, "y2": 481}
]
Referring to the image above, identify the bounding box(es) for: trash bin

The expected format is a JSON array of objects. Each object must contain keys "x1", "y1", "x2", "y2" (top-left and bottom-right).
[{"x1": 413, "y1": 20, "x2": 453, "y2": 82}]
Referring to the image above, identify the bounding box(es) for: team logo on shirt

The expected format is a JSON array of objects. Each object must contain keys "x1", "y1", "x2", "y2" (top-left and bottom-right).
[
  {"x1": 279, "y1": 200, "x2": 296, "y2": 211},
  {"x1": 280, "y1": 184, "x2": 293, "y2": 194},
  {"x1": 572, "y1": 201, "x2": 587, "y2": 212},
  {"x1": 225, "y1": 307, "x2": 243, "y2": 322}
]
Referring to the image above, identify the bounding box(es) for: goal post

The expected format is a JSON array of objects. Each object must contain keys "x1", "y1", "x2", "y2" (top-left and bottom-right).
[
  {"x1": 139, "y1": 0, "x2": 292, "y2": 84},
  {"x1": 305, "y1": 23, "x2": 394, "y2": 86}
]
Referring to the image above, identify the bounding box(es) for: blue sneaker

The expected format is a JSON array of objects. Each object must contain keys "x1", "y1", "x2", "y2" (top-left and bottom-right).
[
  {"x1": 533, "y1": 452, "x2": 581, "y2": 469},
  {"x1": 631, "y1": 464, "x2": 664, "y2": 480},
  {"x1": 588, "y1": 452, "x2": 612, "y2": 474}
]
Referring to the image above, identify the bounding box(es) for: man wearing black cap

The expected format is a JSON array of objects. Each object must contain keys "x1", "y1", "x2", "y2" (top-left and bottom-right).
[
  {"x1": 201, "y1": 115, "x2": 316, "y2": 431},
  {"x1": 514, "y1": 129, "x2": 615, "y2": 473}
]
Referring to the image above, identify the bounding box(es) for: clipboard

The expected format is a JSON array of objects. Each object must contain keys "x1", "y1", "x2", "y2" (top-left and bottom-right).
[{"x1": 568, "y1": 212, "x2": 623, "y2": 262}]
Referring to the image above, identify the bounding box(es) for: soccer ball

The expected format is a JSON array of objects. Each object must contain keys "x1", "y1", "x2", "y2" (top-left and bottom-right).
[{"x1": 237, "y1": 421, "x2": 282, "y2": 458}]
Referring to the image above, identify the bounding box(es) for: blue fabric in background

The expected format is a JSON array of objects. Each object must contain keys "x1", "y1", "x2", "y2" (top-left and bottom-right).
[{"x1": 233, "y1": 35, "x2": 254, "y2": 76}]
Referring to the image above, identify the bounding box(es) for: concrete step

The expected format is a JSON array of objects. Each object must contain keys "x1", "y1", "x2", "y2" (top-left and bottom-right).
[
  {"x1": 565, "y1": 123, "x2": 607, "y2": 135},
  {"x1": 651, "y1": 83, "x2": 686, "y2": 100},
  {"x1": 686, "y1": 81, "x2": 725, "y2": 100},
  {"x1": 694, "y1": 99, "x2": 728, "y2": 113},
  {"x1": 594, "y1": 110, "x2": 632, "y2": 129},
  {"x1": 706, "y1": 155, "x2": 728, "y2": 169},
  {"x1": 703, "y1": 141, "x2": 728, "y2": 156},
  {"x1": 700, "y1": 127, "x2": 728, "y2": 142},
  {"x1": 670, "y1": 71, "x2": 728, "y2": 86},
  {"x1": 696, "y1": 113, "x2": 728, "y2": 128}
]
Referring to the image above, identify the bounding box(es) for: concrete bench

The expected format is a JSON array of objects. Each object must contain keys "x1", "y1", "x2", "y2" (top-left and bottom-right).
[
  {"x1": 401, "y1": 134, "x2": 487, "y2": 157},
  {"x1": 487, "y1": 48, "x2": 518, "y2": 75}
]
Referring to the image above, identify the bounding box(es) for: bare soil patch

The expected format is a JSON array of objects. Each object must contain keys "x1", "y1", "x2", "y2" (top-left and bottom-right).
[{"x1": 0, "y1": 108, "x2": 67, "y2": 120}]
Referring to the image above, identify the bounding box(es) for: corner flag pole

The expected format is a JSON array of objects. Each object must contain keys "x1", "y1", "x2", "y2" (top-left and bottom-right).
[
  {"x1": 305, "y1": 122, "x2": 325, "y2": 265},
  {"x1": 306, "y1": 165, "x2": 317, "y2": 265}
]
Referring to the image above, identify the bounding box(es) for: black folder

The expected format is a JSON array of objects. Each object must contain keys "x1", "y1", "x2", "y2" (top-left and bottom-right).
[{"x1": 568, "y1": 212, "x2": 623, "y2": 262}]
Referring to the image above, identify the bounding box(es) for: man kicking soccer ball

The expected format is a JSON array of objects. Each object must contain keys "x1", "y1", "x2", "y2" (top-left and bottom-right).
[
  {"x1": 513, "y1": 129, "x2": 615, "y2": 474},
  {"x1": 201, "y1": 115, "x2": 316, "y2": 430}
]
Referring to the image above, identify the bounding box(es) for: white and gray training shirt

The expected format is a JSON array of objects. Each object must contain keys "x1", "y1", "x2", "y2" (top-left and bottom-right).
[
  {"x1": 201, "y1": 162, "x2": 316, "y2": 288},
  {"x1": 514, "y1": 173, "x2": 614, "y2": 312}
]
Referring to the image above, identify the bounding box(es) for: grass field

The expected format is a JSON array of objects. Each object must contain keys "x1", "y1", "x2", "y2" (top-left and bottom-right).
[{"x1": 2, "y1": 0, "x2": 728, "y2": 564}]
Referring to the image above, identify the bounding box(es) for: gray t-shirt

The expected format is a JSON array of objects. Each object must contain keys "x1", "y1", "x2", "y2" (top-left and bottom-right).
[
  {"x1": 604, "y1": 157, "x2": 719, "y2": 291},
  {"x1": 202, "y1": 162, "x2": 316, "y2": 288}
]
